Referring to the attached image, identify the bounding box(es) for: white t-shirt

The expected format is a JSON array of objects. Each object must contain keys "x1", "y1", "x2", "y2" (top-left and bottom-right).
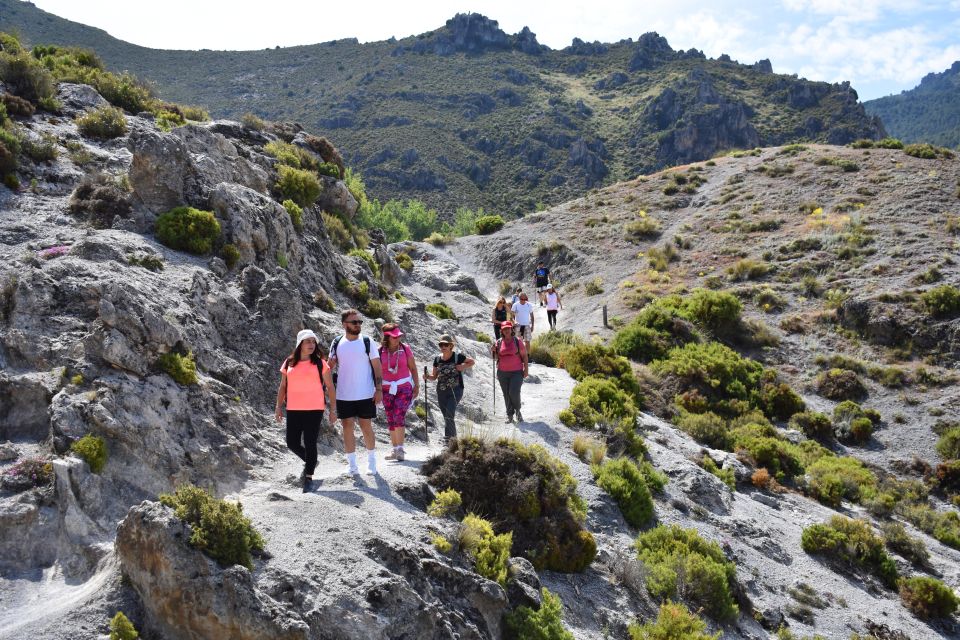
[
  {"x1": 331, "y1": 335, "x2": 380, "y2": 401},
  {"x1": 511, "y1": 302, "x2": 534, "y2": 326},
  {"x1": 546, "y1": 292, "x2": 560, "y2": 311}
]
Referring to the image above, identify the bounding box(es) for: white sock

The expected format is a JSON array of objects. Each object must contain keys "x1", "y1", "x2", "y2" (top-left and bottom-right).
[
  {"x1": 394, "y1": 445, "x2": 401, "y2": 452},
  {"x1": 367, "y1": 449, "x2": 377, "y2": 469},
  {"x1": 347, "y1": 452, "x2": 357, "y2": 469}
]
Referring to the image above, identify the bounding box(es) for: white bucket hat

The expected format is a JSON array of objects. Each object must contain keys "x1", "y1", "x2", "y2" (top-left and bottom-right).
[{"x1": 295, "y1": 329, "x2": 319, "y2": 349}]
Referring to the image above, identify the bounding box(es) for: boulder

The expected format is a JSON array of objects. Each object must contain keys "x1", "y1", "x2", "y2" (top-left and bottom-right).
[
  {"x1": 55, "y1": 83, "x2": 108, "y2": 116},
  {"x1": 316, "y1": 175, "x2": 359, "y2": 219},
  {"x1": 116, "y1": 502, "x2": 310, "y2": 640},
  {"x1": 0, "y1": 370, "x2": 60, "y2": 440}
]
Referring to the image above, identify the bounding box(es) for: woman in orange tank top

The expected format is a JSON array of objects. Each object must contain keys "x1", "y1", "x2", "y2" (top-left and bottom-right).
[{"x1": 275, "y1": 329, "x2": 335, "y2": 493}]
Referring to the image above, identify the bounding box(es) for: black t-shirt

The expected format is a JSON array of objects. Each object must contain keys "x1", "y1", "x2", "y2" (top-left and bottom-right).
[
  {"x1": 535, "y1": 267, "x2": 550, "y2": 285},
  {"x1": 434, "y1": 352, "x2": 467, "y2": 391}
]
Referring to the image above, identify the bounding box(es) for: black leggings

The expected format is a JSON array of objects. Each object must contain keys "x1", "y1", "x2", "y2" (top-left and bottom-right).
[
  {"x1": 547, "y1": 310, "x2": 558, "y2": 329},
  {"x1": 286, "y1": 409, "x2": 324, "y2": 476}
]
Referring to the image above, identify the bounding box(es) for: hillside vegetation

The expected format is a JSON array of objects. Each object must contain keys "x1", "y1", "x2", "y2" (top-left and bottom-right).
[
  {"x1": 865, "y1": 61, "x2": 960, "y2": 149},
  {"x1": 0, "y1": 0, "x2": 884, "y2": 217}
]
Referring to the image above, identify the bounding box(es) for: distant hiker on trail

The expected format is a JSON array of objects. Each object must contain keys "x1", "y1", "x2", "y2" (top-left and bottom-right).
[
  {"x1": 493, "y1": 321, "x2": 528, "y2": 424},
  {"x1": 545, "y1": 284, "x2": 563, "y2": 331},
  {"x1": 275, "y1": 329, "x2": 335, "y2": 493},
  {"x1": 380, "y1": 323, "x2": 418, "y2": 463},
  {"x1": 511, "y1": 286, "x2": 523, "y2": 310},
  {"x1": 492, "y1": 297, "x2": 509, "y2": 340},
  {"x1": 534, "y1": 261, "x2": 551, "y2": 306},
  {"x1": 425, "y1": 334, "x2": 475, "y2": 443},
  {"x1": 328, "y1": 309, "x2": 383, "y2": 476},
  {"x1": 511, "y1": 292, "x2": 535, "y2": 350}
]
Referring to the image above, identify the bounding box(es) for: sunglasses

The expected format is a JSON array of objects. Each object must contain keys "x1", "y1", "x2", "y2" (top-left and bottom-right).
[
  {"x1": 439, "y1": 343, "x2": 453, "y2": 348},
  {"x1": 345, "y1": 319, "x2": 363, "y2": 325}
]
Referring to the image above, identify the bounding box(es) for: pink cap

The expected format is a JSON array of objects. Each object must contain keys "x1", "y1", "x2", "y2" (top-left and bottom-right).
[
  {"x1": 383, "y1": 326, "x2": 404, "y2": 338},
  {"x1": 500, "y1": 321, "x2": 514, "y2": 329}
]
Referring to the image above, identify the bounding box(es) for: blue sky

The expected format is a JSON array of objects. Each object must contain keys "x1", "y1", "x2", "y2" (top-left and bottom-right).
[{"x1": 28, "y1": 0, "x2": 960, "y2": 100}]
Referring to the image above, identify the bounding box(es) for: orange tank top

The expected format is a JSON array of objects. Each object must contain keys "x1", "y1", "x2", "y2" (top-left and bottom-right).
[{"x1": 281, "y1": 359, "x2": 328, "y2": 411}]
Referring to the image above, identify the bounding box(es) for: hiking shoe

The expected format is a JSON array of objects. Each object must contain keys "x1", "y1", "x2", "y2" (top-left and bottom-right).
[
  {"x1": 516, "y1": 412, "x2": 524, "y2": 424},
  {"x1": 504, "y1": 415, "x2": 514, "y2": 424},
  {"x1": 396, "y1": 448, "x2": 405, "y2": 462},
  {"x1": 302, "y1": 477, "x2": 314, "y2": 493},
  {"x1": 367, "y1": 465, "x2": 379, "y2": 476},
  {"x1": 348, "y1": 465, "x2": 360, "y2": 477},
  {"x1": 385, "y1": 450, "x2": 398, "y2": 461}
]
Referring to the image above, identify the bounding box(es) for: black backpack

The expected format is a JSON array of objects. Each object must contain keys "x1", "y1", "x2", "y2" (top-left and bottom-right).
[
  {"x1": 433, "y1": 351, "x2": 466, "y2": 387},
  {"x1": 330, "y1": 335, "x2": 375, "y2": 387}
]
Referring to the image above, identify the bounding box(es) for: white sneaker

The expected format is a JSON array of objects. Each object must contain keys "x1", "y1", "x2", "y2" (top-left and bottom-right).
[
  {"x1": 348, "y1": 465, "x2": 360, "y2": 476},
  {"x1": 367, "y1": 465, "x2": 379, "y2": 476}
]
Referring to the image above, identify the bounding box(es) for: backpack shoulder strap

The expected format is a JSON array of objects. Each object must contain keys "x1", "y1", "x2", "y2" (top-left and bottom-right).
[
  {"x1": 514, "y1": 337, "x2": 521, "y2": 353},
  {"x1": 363, "y1": 336, "x2": 371, "y2": 355},
  {"x1": 331, "y1": 336, "x2": 342, "y2": 359}
]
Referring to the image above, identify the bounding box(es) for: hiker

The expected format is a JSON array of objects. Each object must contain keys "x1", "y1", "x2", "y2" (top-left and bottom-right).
[
  {"x1": 510, "y1": 292, "x2": 535, "y2": 350},
  {"x1": 493, "y1": 321, "x2": 529, "y2": 424},
  {"x1": 545, "y1": 284, "x2": 563, "y2": 330},
  {"x1": 534, "y1": 261, "x2": 551, "y2": 306},
  {"x1": 275, "y1": 329, "x2": 335, "y2": 493},
  {"x1": 510, "y1": 286, "x2": 523, "y2": 310},
  {"x1": 328, "y1": 308, "x2": 383, "y2": 476},
  {"x1": 380, "y1": 323, "x2": 418, "y2": 462},
  {"x1": 425, "y1": 334, "x2": 475, "y2": 442},
  {"x1": 492, "y1": 297, "x2": 509, "y2": 340}
]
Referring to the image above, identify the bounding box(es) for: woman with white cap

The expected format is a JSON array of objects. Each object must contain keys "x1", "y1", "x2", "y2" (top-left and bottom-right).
[
  {"x1": 275, "y1": 329, "x2": 335, "y2": 492},
  {"x1": 379, "y1": 323, "x2": 419, "y2": 462}
]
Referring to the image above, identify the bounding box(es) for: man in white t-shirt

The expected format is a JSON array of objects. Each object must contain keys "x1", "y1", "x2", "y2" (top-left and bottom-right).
[
  {"x1": 328, "y1": 308, "x2": 383, "y2": 476},
  {"x1": 510, "y1": 293, "x2": 535, "y2": 350}
]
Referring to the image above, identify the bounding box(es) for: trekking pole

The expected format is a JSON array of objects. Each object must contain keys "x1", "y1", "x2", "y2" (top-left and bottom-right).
[
  {"x1": 492, "y1": 357, "x2": 497, "y2": 418},
  {"x1": 422, "y1": 365, "x2": 430, "y2": 444}
]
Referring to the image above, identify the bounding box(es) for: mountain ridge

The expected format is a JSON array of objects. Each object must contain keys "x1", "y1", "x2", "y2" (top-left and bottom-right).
[
  {"x1": 865, "y1": 61, "x2": 960, "y2": 148},
  {"x1": 0, "y1": 0, "x2": 885, "y2": 217}
]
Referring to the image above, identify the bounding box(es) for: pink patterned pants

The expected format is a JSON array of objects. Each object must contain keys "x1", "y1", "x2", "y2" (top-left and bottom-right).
[{"x1": 382, "y1": 384, "x2": 414, "y2": 431}]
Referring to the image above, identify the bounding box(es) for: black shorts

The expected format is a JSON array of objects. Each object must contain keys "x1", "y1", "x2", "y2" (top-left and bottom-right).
[{"x1": 336, "y1": 398, "x2": 377, "y2": 420}]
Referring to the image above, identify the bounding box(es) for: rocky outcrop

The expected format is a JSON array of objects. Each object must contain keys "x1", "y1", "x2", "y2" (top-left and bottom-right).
[
  {"x1": 400, "y1": 13, "x2": 543, "y2": 57},
  {"x1": 628, "y1": 32, "x2": 676, "y2": 71},
  {"x1": 116, "y1": 502, "x2": 310, "y2": 640}
]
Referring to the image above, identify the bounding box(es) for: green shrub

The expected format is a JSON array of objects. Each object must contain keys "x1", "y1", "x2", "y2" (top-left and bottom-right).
[
  {"x1": 561, "y1": 376, "x2": 639, "y2": 431},
  {"x1": 475, "y1": 331, "x2": 491, "y2": 344},
  {"x1": 881, "y1": 522, "x2": 929, "y2": 567},
  {"x1": 221, "y1": 244, "x2": 240, "y2": 269},
  {"x1": 898, "y1": 503, "x2": 960, "y2": 550},
  {"x1": 241, "y1": 112, "x2": 265, "y2": 130},
  {"x1": 572, "y1": 434, "x2": 606, "y2": 465},
  {"x1": 759, "y1": 382, "x2": 805, "y2": 421},
  {"x1": 75, "y1": 105, "x2": 127, "y2": 139},
  {"x1": 899, "y1": 576, "x2": 959, "y2": 619},
  {"x1": 426, "y1": 302, "x2": 456, "y2": 320},
  {"x1": 425, "y1": 231, "x2": 452, "y2": 246},
  {"x1": 789, "y1": 411, "x2": 833, "y2": 440},
  {"x1": 701, "y1": 455, "x2": 735, "y2": 490},
  {"x1": 563, "y1": 343, "x2": 641, "y2": 400},
  {"x1": 459, "y1": 514, "x2": 512, "y2": 585},
  {"x1": 431, "y1": 532, "x2": 452, "y2": 553},
  {"x1": 635, "y1": 525, "x2": 739, "y2": 621},
  {"x1": 814, "y1": 156, "x2": 859, "y2": 172},
  {"x1": 322, "y1": 211, "x2": 355, "y2": 251},
  {"x1": 264, "y1": 140, "x2": 318, "y2": 171},
  {"x1": 154, "y1": 109, "x2": 185, "y2": 132},
  {"x1": 628, "y1": 602, "x2": 720, "y2": 640},
  {"x1": 70, "y1": 434, "x2": 107, "y2": 473},
  {"x1": 474, "y1": 214, "x2": 504, "y2": 235},
  {"x1": 815, "y1": 368, "x2": 867, "y2": 401},
  {"x1": 805, "y1": 456, "x2": 877, "y2": 507},
  {"x1": 726, "y1": 258, "x2": 769, "y2": 281},
  {"x1": 159, "y1": 484, "x2": 264, "y2": 569},
  {"x1": 109, "y1": 612, "x2": 138, "y2": 640},
  {"x1": 155, "y1": 206, "x2": 220, "y2": 254},
  {"x1": 612, "y1": 324, "x2": 671, "y2": 363},
  {"x1": 683, "y1": 289, "x2": 742, "y2": 330},
  {"x1": 922, "y1": 284, "x2": 960, "y2": 318},
  {"x1": 832, "y1": 400, "x2": 878, "y2": 444},
  {"x1": 731, "y1": 424, "x2": 805, "y2": 480},
  {"x1": 904, "y1": 143, "x2": 953, "y2": 160},
  {"x1": 158, "y1": 351, "x2": 198, "y2": 385},
  {"x1": 504, "y1": 588, "x2": 573, "y2": 640},
  {"x1": 316, "y1": 161, "x2": 341, "y2": 179},
  {"x1": 593, "y1": 458, "x2": 655, "y2": 528},
  {"x1": 275, "y1": 165, "x2": 321, "y2": 208},
  {"x1": 584, "y1": 277, "x2": 604, "y2": 295},
  {"x1": 529, "y1": 331, "x2": 584, "y2": 367},
  {"x1": 282, "y1": 199, "x2": 303, "y2": 231},
  {"x1": 652, "y1": 342, "x2": 764, "y2": 418},
  {"x1": 625, "y1": 217, "x2": 662, "y2": 240},
  {"x1": 394, "y1": 252, "x2": 413, "y2": 271},
  {"x1": 876, "y1": 137, "x2": 904, "y2": 149},
  {"x1": 422, "y1": 437, "x2": 595, "y2": 573},
  {"x1": 937, "y1": 427, "x2": 960, "y2": 460},
  {"x1": 801, "y1": 516, "x2": 897, "y2": 587},
  {"x1": 20, "y1": 132, "x2": 57, "y2": 162},
  {"x1": 362, "y1": 298, "x2": 393, "y2": 322},
  {"x1": 676, "y1": 411, "x2": 731, "y2": 450},
  {"x1": 0, "y1": 50, "x2": 55, "y2": 103},
  {"x1": 427, "y1": 488, "x2": 462, "y2": 518},
  {"x1": 348, "y1": 248, "x2": 380, "y2": 278}
]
